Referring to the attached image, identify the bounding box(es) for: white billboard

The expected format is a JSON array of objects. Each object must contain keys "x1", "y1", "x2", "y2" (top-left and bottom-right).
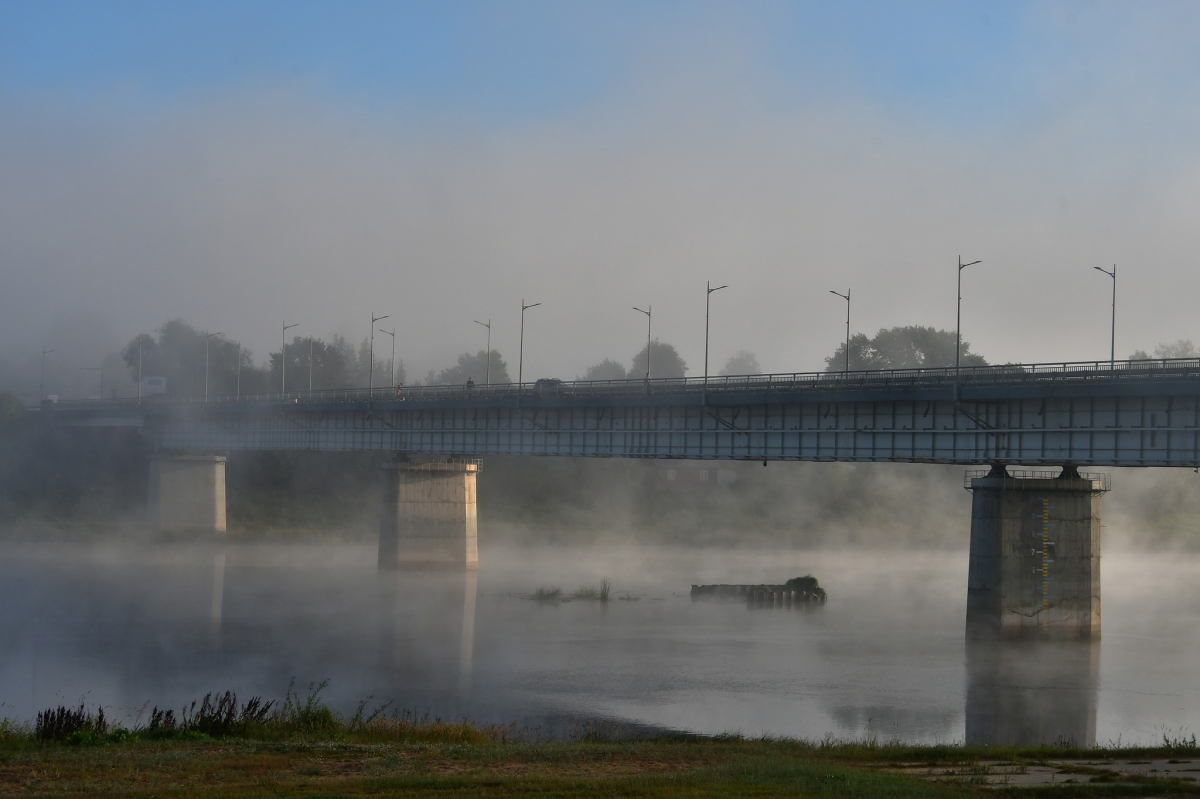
[{"x1": 142, "y1": 376, "x2": 166, "y2": 395}]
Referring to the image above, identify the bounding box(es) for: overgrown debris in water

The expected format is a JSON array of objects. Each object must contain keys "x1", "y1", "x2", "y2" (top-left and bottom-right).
[{"x1": 690, "y1": 574, "x2": 827, "y2": 606}]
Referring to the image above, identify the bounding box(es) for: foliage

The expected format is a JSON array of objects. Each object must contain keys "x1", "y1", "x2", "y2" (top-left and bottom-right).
[
  {"x1": 432, "y1": 349, "x2": 511, "y2": 386},
  {"x1": 582, "y1": 358, "x2": 628, "y2": 381},
  {"x1": 35, "y1": 704, "x2": 108, "y2": 742},
  {"x1": 1130, "y1": 339, "x2": 1199, "y2": 360},
  {"x1": 825, "y1": 325, "x2": 987, "y2": 372},
  {"x1": 720, "y1": 350, "x2": 761, "y2": 376},
  {"x1": 631, "y1": 339, "x2": 687, "y2": 379},
  {"x1": 0, "y1": 391, "x2": 23, "y2": 431},
  {"x1": 179, "y1": 692, "x2": 274, "y2": 737},
  {"x1": 533, "y1": 586, "x2": 563, "y2": 601}
]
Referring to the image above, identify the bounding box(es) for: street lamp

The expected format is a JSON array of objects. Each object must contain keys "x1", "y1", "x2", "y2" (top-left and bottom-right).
[
  {"x1": 378, "y1": 327, "x2": 396, "y2": 388},
  {"x1": 203, "y1": 331, "x2": 223, "y2": 399},
  {"x1": 519, "y1": 299, "x2": 541, "y2": 386},
  {"x1": 369, "y1": 312, "x2": 389, "y2": 390},
  {"x1": 235, "y1": 342, "x2": 242, "y2": 397},
  {"x1": 1094, "y1": 264, "x2": 1116, "y2": 370},
  {"x1": 80, "y1": 366, "x2": 102, "y2": 398},
  {"x1": 829, "y1": 290, "x2": 850, "y2": 375},
  {"x1": 704, "y1": 281, "x2": 728, "y2": 389},
  {"x1": 281, "y1": 321, "x2": 299, "y2": 393},
  {"x1": 40, "y1": 348, "x2": 54, "y2": 401},
  {"x1": 473, "y1": 318, "x2": 492, "y2": 384},
  {"x1": 956, "y1": 255, "x2": 983, "y2": 399},
  {"x1": 633, "y1": 306, "x2": 651, "y2": 381}
]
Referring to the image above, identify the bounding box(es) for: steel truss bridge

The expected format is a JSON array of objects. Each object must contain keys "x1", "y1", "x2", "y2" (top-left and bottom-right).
[{"x1": 44, "y1": 358, "x2": 1200, "y2": 467}]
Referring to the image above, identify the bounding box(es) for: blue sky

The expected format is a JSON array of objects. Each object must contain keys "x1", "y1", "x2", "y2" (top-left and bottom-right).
[
  {"x1": 3, "y1": 2, "x2": 1200, "y2": 393},
  {"x1": 0, "y1": 1, "x2": 1071, "y2": 126}
]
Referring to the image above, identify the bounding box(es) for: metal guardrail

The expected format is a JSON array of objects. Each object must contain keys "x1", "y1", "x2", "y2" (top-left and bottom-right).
[
  {"x1": 42, "y1": 356, "x2": 1200, "y2": 412},
  {"x1": 964, "y1": 468, "x2": 1111, "y2": 491}
]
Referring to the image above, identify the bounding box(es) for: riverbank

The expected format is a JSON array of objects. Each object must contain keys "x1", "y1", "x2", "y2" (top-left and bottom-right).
[{"x1": 3, "y1": 704, "x2": 1199, "y2": 797}]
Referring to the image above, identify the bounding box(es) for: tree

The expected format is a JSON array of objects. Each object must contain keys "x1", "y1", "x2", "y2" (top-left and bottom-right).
[
  {"x1": 432, "y1": 350, "x2": 511, "y2": 386},
  {"x1": 824, "y1": 326, "x2": 987, "y2": 372},
  {"x1": 267, "y1": 336, "x2": 356, "y2": 392},
  {"x1": 122, "y1": 320, "x2": 262, "y2": 396},
  {"x1": 719, "y1": 350, "x2": 761, "y2": 376},
  {"x1": 582, "y1": 359, "x2": 628, "y2": 381},
  {"x1": 631, "y1": 339, "x2": 687, "y2": 379},
  {"x1": 1130, "y1": 339, "x2": 1198, "y2": 360}
]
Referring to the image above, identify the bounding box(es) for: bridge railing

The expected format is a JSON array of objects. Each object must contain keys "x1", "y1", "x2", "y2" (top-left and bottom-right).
[{"x1": 44, "y1": 356, "x2": 1200, "y2": 410}]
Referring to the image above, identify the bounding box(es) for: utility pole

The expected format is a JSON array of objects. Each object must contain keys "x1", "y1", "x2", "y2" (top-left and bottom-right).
[
  {"x1": 633, "y1": 306, "x2": 651, "y2": 381},
  {"x1": 1094, "y1": 264, "x2": 1117, "y2": 370},
  {"x1": 704, "y1": 281, "x2": 728, "y2": 391},
  {"x1": 137, "y1": 340, "x2": 142, "y2": 401},
  {"x1": 956, "y1": 255, "x2": 982, "y2": 400},
  {"x1": 473, "y1": 318, "x2": 492, "y2": 384},
  {"x1": 369, "y1": 312, "x2": 389, "y2": 391},
  {"x1": 829, "y1": 290, "x2": 850, "y2": 375},
  {"x1": 378, "y1": 327, "x2": 395, "y2": 387},
  {"x1": 308, "y1": 336, "x2": 314, "y2": 393},
  {"x1": 282, "y1": 321, "x2": 299, "y2": 393},
  {"x1": 204, "y1": 331, "x2": 222, "y2": 400},
  {"x1": 519, "y1": 299, "x2": 541, "y2": 386},
  {"x1": 235, "y1": 342, "x2": 241, "y2": 397}
]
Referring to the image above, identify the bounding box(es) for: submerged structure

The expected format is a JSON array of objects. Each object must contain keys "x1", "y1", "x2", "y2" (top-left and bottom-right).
[{"x1": 691, "y1": 576, "x2": 827, "y2": 606}]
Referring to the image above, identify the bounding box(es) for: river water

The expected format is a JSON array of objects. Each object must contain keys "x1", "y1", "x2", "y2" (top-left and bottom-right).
[{"x1": 0, "y1": 541, "x2": 1196, "y2": 745}]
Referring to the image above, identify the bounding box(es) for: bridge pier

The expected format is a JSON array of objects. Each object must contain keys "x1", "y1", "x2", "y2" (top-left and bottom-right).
[
  {"x1": 147, "y1": 453, "x2": 227, "y2": 534},
  {"x1": 378, "y1": 460, "x2": 479, "y2": 570},
  {"x1": 966, "y1": 465, "x2": 1103, "y2": 639}
]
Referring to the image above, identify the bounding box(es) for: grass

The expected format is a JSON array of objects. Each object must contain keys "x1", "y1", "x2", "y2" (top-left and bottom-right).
[{"x1": 4, "y1": 690, "x2": 1200, "y2": 797}]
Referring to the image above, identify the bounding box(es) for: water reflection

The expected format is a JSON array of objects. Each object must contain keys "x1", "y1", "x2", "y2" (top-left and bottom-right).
[{"x1": 965, "y1": 640, "x2": 1099, "y2": 747}]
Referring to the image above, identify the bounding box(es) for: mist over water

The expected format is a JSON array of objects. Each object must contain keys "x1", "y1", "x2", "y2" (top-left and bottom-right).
[{"x1": 1, "y1": 538, "x2": 1196, "y2": 745}]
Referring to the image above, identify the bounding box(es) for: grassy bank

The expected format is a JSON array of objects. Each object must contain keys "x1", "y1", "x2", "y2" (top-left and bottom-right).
[{"x1": 3, "y1": 691, "x2": 1199, "y2": 797}]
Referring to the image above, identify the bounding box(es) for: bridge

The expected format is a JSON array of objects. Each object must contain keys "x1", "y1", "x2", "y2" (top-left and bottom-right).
[
  {"x1": 46, "y1": 357, "x2": 1200, "y2": 466},
  {"x1": 40, "y1": 356, "x2": 1200, "y2": 639}
]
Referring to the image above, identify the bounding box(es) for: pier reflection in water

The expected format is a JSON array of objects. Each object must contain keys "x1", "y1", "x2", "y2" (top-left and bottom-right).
[{"x1": 966, "y1": 640, "x2": 1099, "y2": 747}]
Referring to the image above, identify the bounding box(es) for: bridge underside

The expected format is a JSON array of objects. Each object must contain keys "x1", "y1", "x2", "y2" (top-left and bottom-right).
[{"x1": 132, "y1": 391, "x2": 1200, "y2": 467}]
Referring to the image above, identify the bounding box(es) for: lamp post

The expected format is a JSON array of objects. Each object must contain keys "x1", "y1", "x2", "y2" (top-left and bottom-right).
[
  {"x1": 956, "y1": 255, "x2": 983, "y2": 399},
  {"x1": 203, "y1": 331, "x2": 223, "y2": 399},
  {"x1": 1094, "y1": 264, "x2": 1117, "y2": 370},
  {"x1": 235, "y1": 342, "x2": 241, "y2": 398},
  {"x1": 519, "y1": 299, "x2": 541, "y2": 386},
  {"x1": 633, "y1": 305, "x2": 651, "y2": 381},
  {"x1": 829, "y1": 290, "x2": 850, "y2": 375},
  {"x1": 378, "y1": 327, "x2": 395, "y2": 388},
  {"x1": 281, "y1": 321, "x2": 299, "y2": 393},
  {"x1": 136, "y1": 339, "x2": 142, "y2": 401},
  {"x1": 308, "y1": 336, "x2": 314, "y2": 393},
  {"x1": 473, "y1": 318, "x2": 492, "y2": 384},
  {"x1": 39, "y1": 348, "x2": 54, "y2": 401},
  {"x1": 80, "y1": 366, "x2": 102, "y2": 398},
  {"x1": 704, "y1": 281, "x2": 728, "y2": 390},
  {"x1": 369, "y1": 312, "x2": 389, "y2": 391}
]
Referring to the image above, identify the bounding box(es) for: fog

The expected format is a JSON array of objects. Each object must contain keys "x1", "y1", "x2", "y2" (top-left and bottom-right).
[
  {"x1": 4, "y1": 3, "x2": 1200, "y2": 746},
  {"x1": 5, "y1": 5, "x2": 1200, "y2": 393},
  {"x1": 1, "y1": 540, "x2": 1197, "y2": 745}
]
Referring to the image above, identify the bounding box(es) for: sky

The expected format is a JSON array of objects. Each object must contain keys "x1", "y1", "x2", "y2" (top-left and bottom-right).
[{"x1": 3, "y1": 0, "x2": 1200, "y2": 395}]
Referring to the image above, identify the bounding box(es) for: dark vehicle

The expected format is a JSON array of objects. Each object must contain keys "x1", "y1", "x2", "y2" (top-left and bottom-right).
[{"x1": 533, "y1": 378, "x2": 565, "y2": 396}]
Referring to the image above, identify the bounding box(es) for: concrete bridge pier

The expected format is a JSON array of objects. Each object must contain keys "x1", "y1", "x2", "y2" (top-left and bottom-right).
[
  {"x1": 378, "y1": 459, "x2": 479, "y2": 570},
  {"x1": 147, "y1": 453, "x2": 227, "y2": 534},
  {"x1": 966, "y1": 465, "x2": 1104, "y2": 639}
]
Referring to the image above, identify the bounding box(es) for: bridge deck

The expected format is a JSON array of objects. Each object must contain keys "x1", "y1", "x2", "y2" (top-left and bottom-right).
[{"x1": 44, "y1": 358, "x2": 1200, "y2": 467}]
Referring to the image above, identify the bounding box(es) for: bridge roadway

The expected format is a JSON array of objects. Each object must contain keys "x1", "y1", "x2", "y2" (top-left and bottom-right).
[{"x1": 45, "y1": 357, "x2": 1200, "y2": 468}]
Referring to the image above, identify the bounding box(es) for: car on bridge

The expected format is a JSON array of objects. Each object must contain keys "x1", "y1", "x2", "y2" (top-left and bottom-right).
[{"x1": 533, "y1": 378, "x2": 565, "y2": 396}]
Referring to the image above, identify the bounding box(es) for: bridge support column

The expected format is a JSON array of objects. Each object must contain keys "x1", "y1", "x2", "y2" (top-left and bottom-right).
[
  {"x1": 148, "y1": 454, "x2": 227, "y2": 534},
  {"x1": 378, "y1": 460, "x2": 478, "y2": 570},
  {"x1": 966, "y1": 465, "x2": 1103, "y2": 639}
]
